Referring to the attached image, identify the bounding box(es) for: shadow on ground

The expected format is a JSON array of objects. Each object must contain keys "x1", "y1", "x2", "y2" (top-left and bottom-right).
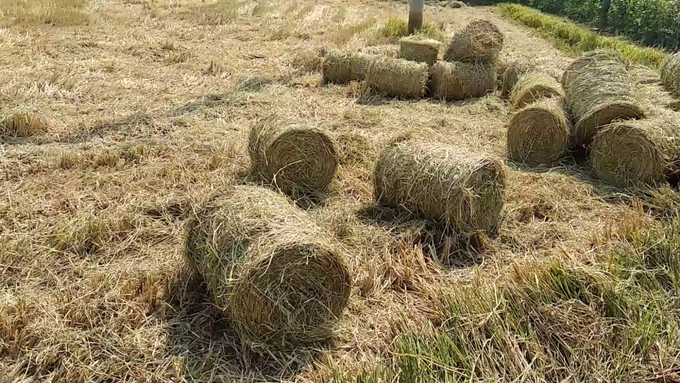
[{"x1": 162, "y1": 269, "x2": 328, "y2": 382}]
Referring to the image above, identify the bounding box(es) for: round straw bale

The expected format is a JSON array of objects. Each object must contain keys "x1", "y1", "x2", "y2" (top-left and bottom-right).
[
  {"x1": 374, "y1": 139, "x2": 506, "y2": 234},
  {"x1": 430, "y1": 60, "x2": 496, "y2": 101},
  {"x1": 591, "y1": 111, "x2": 680, "y2": 187},
  {"x1": 510, "y1": 72, "x2": 564, "y2": 109},
  {"x1": 248, "y1": 119, "x2": 338, "y2": 195},
  {"x1": 661, "y1": 52, "x2": 680, "y2": 97},
  {"x1": 364, "y1": 56, "x2": 429, "y2": 99},
  {"x1": 501, "y1": 59, "x2": 532, "y2": 97},
  {"x1": 507, "y1": 98, "x2": 571, "y2": 165},
  {"x1": 562, "y1": 49, "x2": 645, "y2": 146},
  {"x1": 399, "y1": 36, "x2": 442, "y2": 65},
  {"x1": 186, "y1": 185, "x2": 352, "y2": 346},
  {"x1": 322, "y1": 49, "x2": 373, "y2": 84},
  {"x1": 443, "y1": 19, "x2": 504, "y2": 64}
]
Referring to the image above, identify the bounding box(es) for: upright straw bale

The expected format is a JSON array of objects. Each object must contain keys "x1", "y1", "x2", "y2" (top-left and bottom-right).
[
  {"x1": 561, "y1": 49, "x2": 645, "y2": 146},
  {"x1": 374, "y1": 139, "x2": 506, "y2": 234},
  {"x1": 510, "y1": 72, "x2": 564, "y2": 109},
  {"x1": 0, "y1": 107, "x2": 47, "y2": 138},
  {"x1": 399, "y1": 36, "x2": 442, "y2": 65},
  {"x1": 322, "y1": 50, "x2": 373, "y2": 84},
  {"x1": 591, "y1": 110, "x2": 680, "y2": 187},
  {"x1": 249, "y1": 119, "x2": 338, "y2": 195},
  {"x1": 661, "y1": 52, "x2": 680, "y2": 97},
  {"x1": 501, "y1": 59, "x2": 533, "y2": 97},
  {"x1": 430, "y1": 60, "x2": 496, "y2": 101},
  {"x1": 443, "y1": 19, "x2": 504, "y2": 64},
  {"x1": 364, "y1": 56, "x2": 429, "y2": 99},
  {"x1": 185, "y1": 185, "x2": 352, "y2": 347},
  {"x1": 507, "y1": 97, "x2": 571, "y2": 165}
]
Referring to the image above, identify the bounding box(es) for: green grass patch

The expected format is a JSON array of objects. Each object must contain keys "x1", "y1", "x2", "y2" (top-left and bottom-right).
[
  {"x1": 349, "y1": 220, "x2": 680, "y2": 382},
  {"x1": 379, "y1": 17, "x2": 446, "y2": 43},
  {"x1": 0, "y1": 0, "x2": 89, "y2": 26},
  {"x1": 497, "y1": 3, "x2": 666, "y2": 68}
]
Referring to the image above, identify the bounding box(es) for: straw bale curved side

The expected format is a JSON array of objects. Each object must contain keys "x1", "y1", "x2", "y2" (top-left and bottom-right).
[
  {"x1": 185, "y1": 185, "x2": 352, "y2": 347},
  {"x1": 374, "y1": 139, "x2": 506, "y2": 234}
]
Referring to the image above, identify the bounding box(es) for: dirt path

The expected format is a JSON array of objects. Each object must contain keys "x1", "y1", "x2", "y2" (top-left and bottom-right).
[{"x1": 0, "y1": 1, "x2": 643, "y2": 382}]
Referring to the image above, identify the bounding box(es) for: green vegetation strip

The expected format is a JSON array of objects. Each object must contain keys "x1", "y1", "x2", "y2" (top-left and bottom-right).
[{"x1": 497, "y1": 3, "x2": 666, "y2": 68}]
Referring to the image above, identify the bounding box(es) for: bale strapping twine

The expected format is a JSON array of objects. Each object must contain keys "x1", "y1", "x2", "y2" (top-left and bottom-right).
[
  {"x1": 249, "y1": 119, "x2": 338, "y2": 195},
  {"x1": 399, "y1": 36, "x2": 442, "y2": 65},
  {"x1": 185, "y1": 185, "x2": 352, "y2": 347},
  {"x1": 501, "y1": 59, "x2": 532, "y2": 97},
  {"x1": 430, "y1": 61, "x2": 496, "y2": 101},
  {"x1": 364, "y1": 56, "x2": 429, "y2": 99},
  {"x1": 374, "y1": 139, "x2": 506, "y2": 234},
  {"x1": 591, "y1": 111, "x2": 680, "y2": 187},
  {"x1": 322, "y1": 50, "x2": 373, "y2": 84},
  {"x1": 443, "y1": 19, "x2": 504, "y2": 64},
  {"x1": 510, "y1": 72, "x2": 564, "y2": 109},
  {"x1": 507, "y1": 98, "x2": 571, "y2": 165},
  {"x1": 661, "y1": 52, "x2": 680, "y2": 97},
  {"x1": 562, "y1": 49, "x2": 645, "y2": 146}
]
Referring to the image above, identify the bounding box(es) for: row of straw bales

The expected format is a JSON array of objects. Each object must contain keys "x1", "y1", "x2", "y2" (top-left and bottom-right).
[
  {"x1": 322, "y1": 19, "x2": 504, "y2": 101},
  {"x1": 186, "y1": 116, "x2": 508, "y2": 350},
  {"x1": 504, "y1": 48, "x2": 680, "y2": 188}
]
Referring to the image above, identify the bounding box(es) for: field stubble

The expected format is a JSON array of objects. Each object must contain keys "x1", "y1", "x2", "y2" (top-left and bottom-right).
[{"x1": 1, "y1": 0, "x2": 679, "y2": 382}]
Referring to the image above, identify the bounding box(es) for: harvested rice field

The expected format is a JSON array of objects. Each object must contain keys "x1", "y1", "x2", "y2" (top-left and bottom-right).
[{"x1": 2, "y1": 0, "x2": 680, "y2": 382}]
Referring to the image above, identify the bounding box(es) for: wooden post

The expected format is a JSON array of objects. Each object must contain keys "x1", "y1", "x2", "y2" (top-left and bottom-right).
[{"x1": 408, "y1": 0, "x2": 424, "y2": 35}]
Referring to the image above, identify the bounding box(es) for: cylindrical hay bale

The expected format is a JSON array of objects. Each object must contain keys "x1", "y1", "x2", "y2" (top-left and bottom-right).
[
  {"x1": 661, "y1": 52, "x2": 680, "y2": 97},
  {"x1": 185, "y1": 186, "x2": 352, "y2": 346},
  {"x1": 364, "y1": 56, "x2": 429, "y2": 99},
  {"x1": 562, "y1": 49, "x2": 645, "y2": 146},
  {"x1": 501, "y1": 59, "x2": 532, "y2": 97},
  {"x1": 510, "y1": 72, "x2": 564, "y2": 109},
  {"x1": 374, "y1": 139, "x2": 506, "y2": 234},
  {"x1": 591, "y1": 112, "x2": 680, "y2": 187},
  {"x1": 248, "y1": 120, "x2": 339, "y2": 195},
  {"x1": 430, "y1": 61, "x2": 496, "y2": 101},
  {"x1": 443, "y1": 19, "x2": 504, "y2": 64},
  {"x1": 399, "y1": 36, "x2": 442, "y2": 65},
  {"x1": 322, "y1": 50, "x2": 373, "y2": 84},
  {"x1": 507, "y1": 98, "x2": 571, "y2": 165}
]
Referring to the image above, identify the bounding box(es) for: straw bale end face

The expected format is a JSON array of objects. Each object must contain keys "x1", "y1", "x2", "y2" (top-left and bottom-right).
[
  {"x1": 507, "y1": 97, "x2": 571, "y2": 165},
  {"x1": 501, "y1": 59, "x2": 532, "y2": 98},
  {"x1": 510, "y1": 72, "x2": 564, "y2": 110},
  {"x1": 443, "y1": 19, "x2": 504, "y2": 64},
  {"x1": 399, "y1": 36, "x2": 442, "y2": 65},
  {"x1": 248, "y1": 120, "x2": 339, "y2": 196},
  {"x1": 185, "y1": 186, "x2": 352, "y2": 347},
  {"x1": 374, "y1": 139, "x2": 506, "y2": 234}
]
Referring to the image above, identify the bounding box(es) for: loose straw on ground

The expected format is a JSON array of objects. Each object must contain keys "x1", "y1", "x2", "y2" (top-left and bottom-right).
[
  {"x1": 185, "y1": 185, "x2": 352, "y2": 348},
  {"x1": 507, "y1": 98, "x2": 571, "y2": 165},
  {"x1": 374, "y1": 138, "x2": 506, "y2": 234},
  {"x1": 561, "y1": 49, "x2": 645, "y2": 147}
]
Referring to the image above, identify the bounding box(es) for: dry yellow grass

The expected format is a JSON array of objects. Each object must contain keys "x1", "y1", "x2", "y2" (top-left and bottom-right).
[{"x1": 1, "y1": 0, "x2": 679, "y2": 382}]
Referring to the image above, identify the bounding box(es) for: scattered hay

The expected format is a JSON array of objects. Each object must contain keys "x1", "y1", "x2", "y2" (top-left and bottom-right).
[
  {"x1": 292, "y1": 47, "x2": 326, "y2": 73},
  {"x1": 562, "y1": 49, "x2": 645, "y2": 147},
  {"x1": 430, "y1": 60, "x2": 496, "y2": 101},
  {"x1": 510, "y1": 72, "x2": 564, "y2": 109},
  {"x1": 185, "y1": 185, "x2": 352, "y2": 347},
  {"x1": 591, "y1": 111, "x2": 680, "y2": 187},
  {"x1": 443, "y1": 19, "x2": 504, "y2": 64},
  {"x1": 0, "y1": 110, "x2": 47, "y2": 138},
  {"x1": 507, "y1": 97, "x2": 571, "y2": 165},
  {"x1": 661, "y1": 52, "x2": 680, "y2": 97},
  {"x1": 322, "y1": 50, "x2": 373, "y2": 84},
  {"x1": 248, "y1": 119, "x2": 339, "y2": 196},
  {"x1": 364, "y1": 56, "x2": 429, "y2": 99},
  {"x1": 399, "y1": 36, "x2": 442, "y2": 65},
  {"x1": 374, "y1": 138, "x2": 506, "y2": 234}
]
